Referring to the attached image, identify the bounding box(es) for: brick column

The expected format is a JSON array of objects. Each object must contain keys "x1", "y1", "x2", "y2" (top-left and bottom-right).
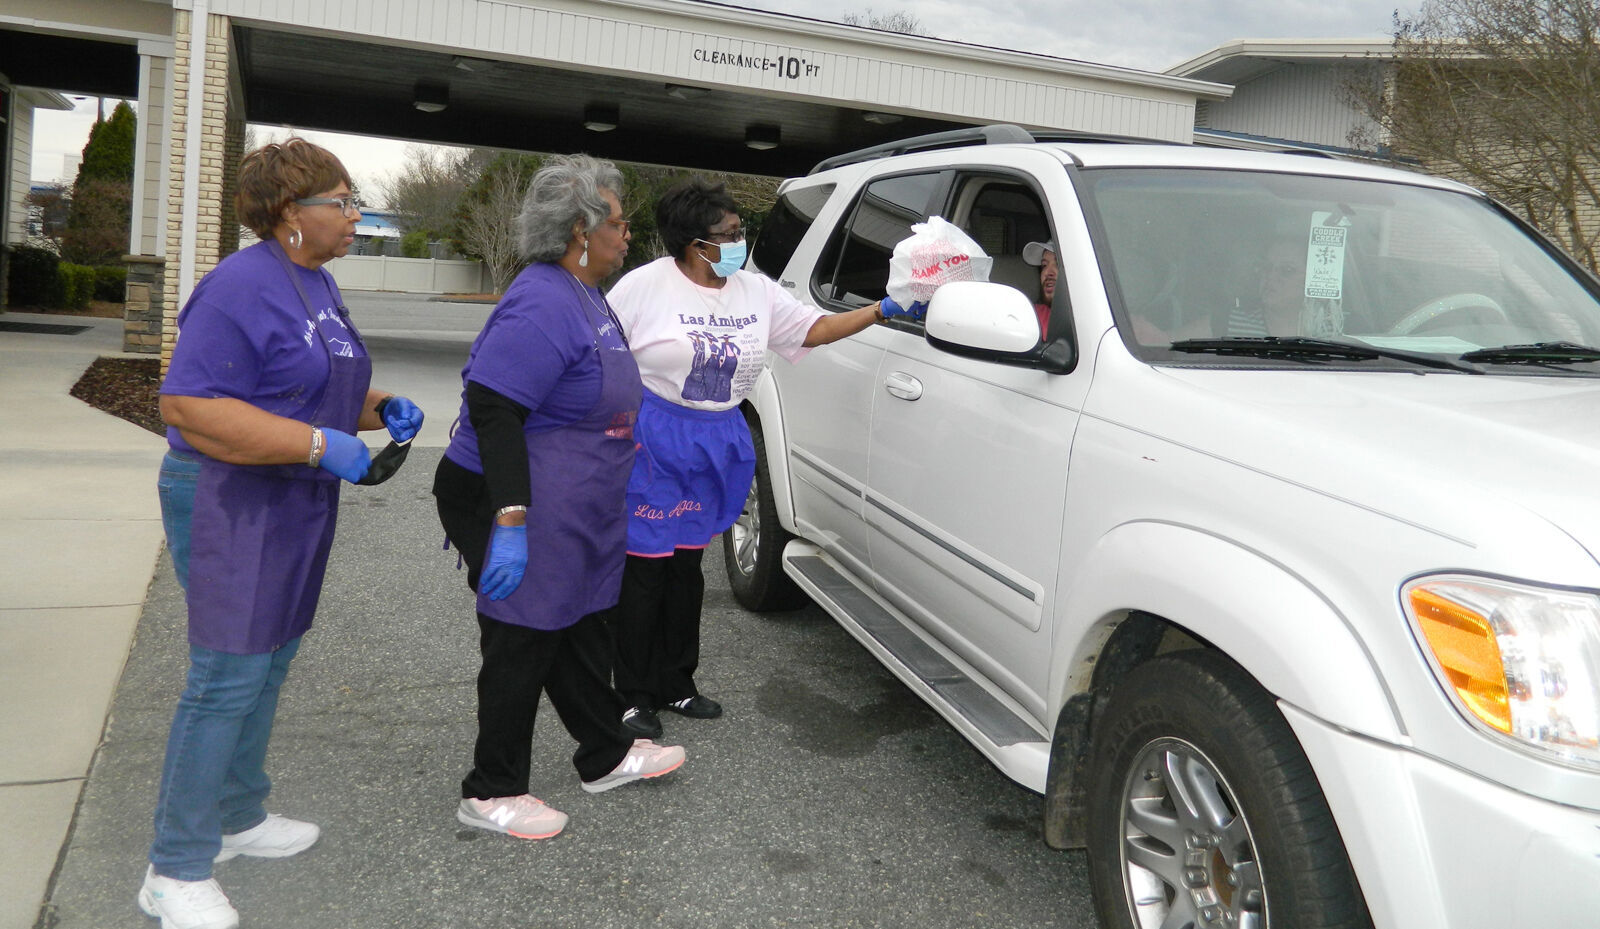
[
  {"x1": 163, "y1": 7, "x2": 235, "y2": 370},
  {"x1": 122, "y1": 255, "x2": 166, "y2": 355}
]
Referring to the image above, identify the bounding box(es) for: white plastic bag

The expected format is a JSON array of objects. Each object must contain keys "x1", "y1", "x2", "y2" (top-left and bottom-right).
[{"x1": 885, "y1": 216, "x2": 993, "y2": 308}]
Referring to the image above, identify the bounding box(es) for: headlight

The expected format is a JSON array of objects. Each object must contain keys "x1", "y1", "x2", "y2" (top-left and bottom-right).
[{"x1": 1402, "y1": 575, "x2": 1600, "y2": 770}]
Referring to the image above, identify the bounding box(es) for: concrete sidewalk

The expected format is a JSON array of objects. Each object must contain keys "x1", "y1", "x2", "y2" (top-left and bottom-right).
[{"x1": 0, "y1": 313, "x2": 167, "y2": 929}]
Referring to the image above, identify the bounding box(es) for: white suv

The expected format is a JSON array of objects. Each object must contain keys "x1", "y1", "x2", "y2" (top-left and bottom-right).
[{"x1": 724, "y1": 126, "x2": 1600, "y2": 929}]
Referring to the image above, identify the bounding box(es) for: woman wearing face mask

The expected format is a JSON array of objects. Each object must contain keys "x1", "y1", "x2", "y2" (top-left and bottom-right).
[{"x1": 603, "y1": 177, "x2": 900, "y2": 738}]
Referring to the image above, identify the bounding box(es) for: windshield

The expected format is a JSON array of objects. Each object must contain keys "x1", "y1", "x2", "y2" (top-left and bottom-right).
[{"x1": 1079, "y1": 167, "x2": 1600, "y2": 371}]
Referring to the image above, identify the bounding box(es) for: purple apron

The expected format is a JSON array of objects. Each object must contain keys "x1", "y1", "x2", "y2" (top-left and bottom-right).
[
  {"x1": 477, "y1": 276, "x2": 642, "y2": 630},
  {"x1": 184, "y1": 241, "x2": 372, "y2": 654}
]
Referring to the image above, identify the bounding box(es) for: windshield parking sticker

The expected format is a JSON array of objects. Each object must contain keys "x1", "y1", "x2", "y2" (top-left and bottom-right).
[{"x1": 1305, "y1": 212, "x2": 1349, "y2": 300}]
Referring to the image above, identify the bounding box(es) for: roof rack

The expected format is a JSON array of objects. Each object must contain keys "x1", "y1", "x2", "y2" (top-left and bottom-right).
[{"x1": 808, "y1": 123, "x2": 1166, "y2": 174}]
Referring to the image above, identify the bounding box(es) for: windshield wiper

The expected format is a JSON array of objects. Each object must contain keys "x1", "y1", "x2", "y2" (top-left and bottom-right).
[
  {"x1": 1167, "y1": 336, "x2": 1481, "y2": 372},
  {"x1": 1459, "y1": 341, "x2": 1600, "y2": 365}
]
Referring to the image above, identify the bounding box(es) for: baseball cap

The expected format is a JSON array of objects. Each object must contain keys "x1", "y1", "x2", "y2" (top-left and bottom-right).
[{"x1": 1022, "y1": 240, "x2": 1057, "y2": 265}]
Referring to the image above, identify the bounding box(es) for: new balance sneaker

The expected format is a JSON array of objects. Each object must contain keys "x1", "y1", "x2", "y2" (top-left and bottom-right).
[
  {"x1": 582, "y1": 739, "x2": 686, "y2": 794},
  {"x1": 663, "y1": 694, "x2": 723, "y2": 719},
  {"x1": 214, "y1": 813, "x2": 319, "y2": 862},
  {"x1": 456, "y1": 795, "x2": 568, "y2": 839},
  {"x1": 621, "y1": 705, "x2": 663, "y2": 738},
  {"x1": 138, "y1": 865, "x2": 240, "y2": 929}
]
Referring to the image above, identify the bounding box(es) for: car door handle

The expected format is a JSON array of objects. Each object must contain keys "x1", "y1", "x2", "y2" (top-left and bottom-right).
[{"x1": 884, "y1": 371, "x2": 923, "y2": 401}]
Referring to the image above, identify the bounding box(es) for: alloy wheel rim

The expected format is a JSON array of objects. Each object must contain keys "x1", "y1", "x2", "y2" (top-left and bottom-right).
[
  {"x1": 729, "y1": 475, "x2": 762, "y2": 577},
  {"x1": 1119, "y1": 737, "x2": 1266, "y2": 929}
]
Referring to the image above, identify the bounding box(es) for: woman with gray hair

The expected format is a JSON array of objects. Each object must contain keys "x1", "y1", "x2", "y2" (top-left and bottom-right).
[{"x1": 432, "y1": 153, "x2": 683, "y2": 841}]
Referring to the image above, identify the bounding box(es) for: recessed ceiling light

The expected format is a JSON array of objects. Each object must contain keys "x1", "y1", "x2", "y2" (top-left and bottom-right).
[
  {"x1": 745, "y1": 124, "x2": 780, "y2": 151},
  {"x1": 584, "y1": 104, "x2": 619, "y2": 132},
  {"x1": 413, "y1": 82, "x2": 448, "y2": 114}
]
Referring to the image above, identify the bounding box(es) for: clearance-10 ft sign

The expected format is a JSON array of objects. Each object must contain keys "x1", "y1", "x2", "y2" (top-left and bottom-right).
[{"x1": 692, "y1": 48, "x2": 823, "y2": 79}]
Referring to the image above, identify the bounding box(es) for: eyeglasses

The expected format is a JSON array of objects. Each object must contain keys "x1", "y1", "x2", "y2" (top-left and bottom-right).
[
  {"x1": 699, "y1": 228, "x2": 745, "y2": 245},
  {"x1": 295, "y1": 194, "x2": 362, "y2": 216},
  {"x1": 602, "y1": 217, "x2": 631, "y2": 235}
]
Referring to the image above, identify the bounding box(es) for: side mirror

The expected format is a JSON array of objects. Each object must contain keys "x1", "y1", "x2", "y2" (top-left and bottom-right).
[{"x1": 924, "y1": 281, "x2": 1040, "y2": 354}]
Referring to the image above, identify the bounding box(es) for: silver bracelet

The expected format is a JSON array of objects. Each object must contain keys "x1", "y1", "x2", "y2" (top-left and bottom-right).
[
  {"x1": 308, "y1": 427, "x2": 325, "y2": 467},
  {"x1": 495, "y1": 505, "x2": 528, "y2": 520}
]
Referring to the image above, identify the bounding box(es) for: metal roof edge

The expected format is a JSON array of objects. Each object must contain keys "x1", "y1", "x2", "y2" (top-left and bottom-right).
[
  {"x1": 14, "y1": 88, "x2": 76, "y2": 111},
  {"x1": 1167, "y1": 37, "x2": 1398, "y2": 77}
]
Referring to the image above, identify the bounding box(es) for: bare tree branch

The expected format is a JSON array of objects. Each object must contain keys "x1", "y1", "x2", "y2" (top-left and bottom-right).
[{"x1": 1350, "y1": 0, "x2": 1600, "y2": 271}]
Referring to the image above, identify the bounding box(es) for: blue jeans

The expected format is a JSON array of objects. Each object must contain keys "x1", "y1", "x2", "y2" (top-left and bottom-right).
[
  {"x1": 157, "y1": 450, "x2": 200, "y2": 590},
  {"x1": 152, "y1": 449, "x2": 301, "y2": 880},
  {"x1": 149, "y1": 637, "x2": 302, "y2": 880}
]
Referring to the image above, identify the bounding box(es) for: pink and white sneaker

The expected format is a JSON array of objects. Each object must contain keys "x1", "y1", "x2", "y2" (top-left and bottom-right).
[
  {"x1": 456, "y1": 795, "x2": 568, "y2": 839},
  {"x1": 582, "y1": 739, "x2": 686, "y2": 794}
]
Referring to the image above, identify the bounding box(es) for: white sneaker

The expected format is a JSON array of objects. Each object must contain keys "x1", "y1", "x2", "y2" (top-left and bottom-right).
[
  {"x1": 456, "y1": 795, "x2": 568, "y2": 839},
  {"x1": 214, "y1": 813, "x2": 319, "y2": 862},
  {"x1": 581, "y1": 739, "x2": 686, "y2": 794},
  {"x1": 138, "y1": 865, "x2": 240, "y2": 929}
]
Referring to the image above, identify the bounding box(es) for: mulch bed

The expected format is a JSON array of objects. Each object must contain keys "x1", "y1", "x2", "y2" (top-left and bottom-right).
[{"x1": 70, "y1": 356, "x2": 165, "y2": 435}]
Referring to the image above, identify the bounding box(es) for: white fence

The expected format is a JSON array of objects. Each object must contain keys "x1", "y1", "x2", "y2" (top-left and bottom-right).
[{"x1": 326, "y1": 255, "x2": 488, "y2": 294}]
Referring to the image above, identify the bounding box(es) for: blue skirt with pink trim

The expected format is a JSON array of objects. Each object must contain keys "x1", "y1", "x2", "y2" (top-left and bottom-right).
[{"x1": 624, "y1": 391, "x2": 755, "y2": 556}]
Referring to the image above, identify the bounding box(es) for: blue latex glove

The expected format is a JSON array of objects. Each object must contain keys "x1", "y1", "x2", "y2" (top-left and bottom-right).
[
  {"x1": 479, "y1": 524, "x2": 528, "y2": 601},
  {"x1": 880, "y1": 297, "x2": 928, "y2": 320},
  {"x1": 379, "y1": 396, "x2": 424, "y2": 443},
  {"x1": 317, "y1": 428, "x2": 371, "y2": 483}
]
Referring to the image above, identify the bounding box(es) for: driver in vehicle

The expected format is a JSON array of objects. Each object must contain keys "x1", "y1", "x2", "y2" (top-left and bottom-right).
[{"x1": 1023, "y1": 239, "x2": 1057, "y2": 336}]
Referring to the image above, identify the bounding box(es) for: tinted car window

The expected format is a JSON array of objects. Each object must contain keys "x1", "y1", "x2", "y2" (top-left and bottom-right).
[
  {"x1": 750, "y1": 183, "x2": 833, "y2": 277},
  {"x1": 1080, "y1": 168, "x2": 1600, "y2": 360},
  {"x1": 812, "y1": 172, "x2": 942, "y2": 306}
]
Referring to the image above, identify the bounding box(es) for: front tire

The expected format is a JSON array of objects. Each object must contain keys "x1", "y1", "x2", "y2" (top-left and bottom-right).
[
  {"x1": 723, "y1": 412, "x2": 808, "y2": 612},
  {"x1": 1085, "y1": 650, "x2": 1371, "y2": 929}
]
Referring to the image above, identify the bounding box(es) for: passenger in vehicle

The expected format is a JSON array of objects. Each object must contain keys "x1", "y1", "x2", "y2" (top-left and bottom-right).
[
  {"x1": 604, "y1": 177, "x2": 909, "y2": 740},
  {"x1": 1130, "y1": 238, "x2": 1344, "y2": 342},
  {"x1": 1220, "y1": 239, "x2": 1344, "y2": 338},
  {"x1": 1023, "y1": 239, "x2": 1057, "y2": 336}
]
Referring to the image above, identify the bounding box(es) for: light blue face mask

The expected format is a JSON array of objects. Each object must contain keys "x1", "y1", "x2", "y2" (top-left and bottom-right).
[{"x1": 700, "y1": 239, "x2": 747, "y2": 278}]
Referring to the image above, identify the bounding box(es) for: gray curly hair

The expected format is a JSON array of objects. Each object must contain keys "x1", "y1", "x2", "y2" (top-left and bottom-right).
[{"x1": 517, "y1": 154, "x2": 624, "y2": 263}]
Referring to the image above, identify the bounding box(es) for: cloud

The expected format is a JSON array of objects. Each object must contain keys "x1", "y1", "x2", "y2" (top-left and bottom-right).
[{"x1": 738, "y1": 0, "x2": 1401, "y2": 70}]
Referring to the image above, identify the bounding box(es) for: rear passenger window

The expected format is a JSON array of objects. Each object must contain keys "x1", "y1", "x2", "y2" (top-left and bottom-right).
[
  {"x1": 750, "y1": 183, "x2": 833, "y2": 277},
  {"x1": 812, "y1": 172, "x2": 943, "y2": 308}
]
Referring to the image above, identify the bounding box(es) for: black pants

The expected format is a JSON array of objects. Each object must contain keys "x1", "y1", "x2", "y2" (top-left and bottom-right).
[
  {"x1": 433, "y1": 457, "x2": 632, "y2": 797},
  {"x1": 606, "y1": 549, "x2": 706, "y2": 710}
]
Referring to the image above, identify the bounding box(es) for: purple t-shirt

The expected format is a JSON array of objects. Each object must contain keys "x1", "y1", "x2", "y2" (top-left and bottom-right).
[
  {"x1": 161, "y1": 242, "x2": 366, "y2": 454},
  {"x1": 444, "y1": 262, "x2": 620, "y2": 474}
]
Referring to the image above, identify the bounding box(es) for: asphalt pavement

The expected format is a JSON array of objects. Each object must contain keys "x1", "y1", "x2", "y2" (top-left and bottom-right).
[{"x1": 3, "y1": 293, "x2": 1098, "y2": 929}]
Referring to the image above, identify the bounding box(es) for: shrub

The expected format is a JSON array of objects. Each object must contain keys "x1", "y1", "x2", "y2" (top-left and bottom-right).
[
  {"x1": 94, "y1": 266, "x2": 127, "y2": 302},
  {"x1": 58, "y1": 263, "x2": 97, "y2": 310},
  {"x1": 401, "y1": 229, "x2": 431, "y2": 259},
  {"x1": 7, "y1": 244, "x2": 60, "y2": 306}
]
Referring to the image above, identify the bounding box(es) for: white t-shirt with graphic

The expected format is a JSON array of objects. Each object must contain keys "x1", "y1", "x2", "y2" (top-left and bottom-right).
[{"x1": 608, "y1": 256, "x2": 824, "y2": 411}]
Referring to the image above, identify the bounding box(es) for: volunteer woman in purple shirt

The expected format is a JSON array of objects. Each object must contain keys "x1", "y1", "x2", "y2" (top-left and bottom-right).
[
  {"x1": 433, "y1": 154, "x2": 684, "y2": 843},
  {"x1": 142, "y1": 138, "x2": 424, "y2": 929}
]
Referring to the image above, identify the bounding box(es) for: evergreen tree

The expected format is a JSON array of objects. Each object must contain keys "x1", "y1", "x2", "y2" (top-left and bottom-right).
[
  {"x1": 76, "y1": 101, "x2": 138, "y2": 185},
  {"x1": 63, "y1": 101, "x2": 137, "y2": 266}
]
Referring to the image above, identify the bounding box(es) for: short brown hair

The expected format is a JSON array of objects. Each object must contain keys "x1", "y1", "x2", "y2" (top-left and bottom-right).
[{"x1": 235, "y1": 138, "x2": 352, "y2": 238}]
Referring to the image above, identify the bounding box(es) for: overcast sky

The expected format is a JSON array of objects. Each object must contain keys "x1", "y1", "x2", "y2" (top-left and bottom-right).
[{"x1": 29, "y1": 0, "x2": 1406, "y2": 195}]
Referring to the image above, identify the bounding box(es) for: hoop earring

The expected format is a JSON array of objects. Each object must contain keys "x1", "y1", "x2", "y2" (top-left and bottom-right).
[
  {"x1": 288, "y1": 228, "x2": 303, "y2": 250},
  {"x1": 578, "y1": 238, "x2": 589, "y2": 268}
]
